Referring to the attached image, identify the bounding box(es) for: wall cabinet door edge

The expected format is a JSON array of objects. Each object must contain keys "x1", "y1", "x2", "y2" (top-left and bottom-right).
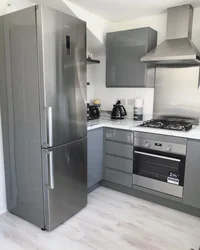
[{"x1": 106, "y1": 27, "x2": 157, "y2": 88}]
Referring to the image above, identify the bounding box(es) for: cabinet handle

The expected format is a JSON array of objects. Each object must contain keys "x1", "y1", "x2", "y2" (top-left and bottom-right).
[{"x1": 134, "y1": 151, "x2": 181, "y2": 162}]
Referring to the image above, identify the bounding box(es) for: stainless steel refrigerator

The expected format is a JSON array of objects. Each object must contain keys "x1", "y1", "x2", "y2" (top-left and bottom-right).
[{"x1": 0, "y1": 5, "x2": 87, "y2": 231}]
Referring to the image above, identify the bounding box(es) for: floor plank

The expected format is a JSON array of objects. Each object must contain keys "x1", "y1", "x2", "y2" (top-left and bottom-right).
[{"x1": 0, "y1": 187, "x2": 200, "y2": 250}]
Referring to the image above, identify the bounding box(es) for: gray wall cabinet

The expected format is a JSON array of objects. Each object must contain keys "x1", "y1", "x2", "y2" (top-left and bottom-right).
[
  {"x1": 106, "y1": 27, "x2": 157, "y2": 88},
  {"x1": 104, "y1": 128, "x2": 134, "y2": 187},
  {"x1": 183, "y1": 139, "x2": 200, "y2": 209},
  {"x1": 87, "y1": 128, "x2": 103, "y2": 188}
]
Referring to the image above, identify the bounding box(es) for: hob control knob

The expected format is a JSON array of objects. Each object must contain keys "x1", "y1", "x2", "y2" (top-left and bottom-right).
[
  {"x1": 166, "y1": 145, "x2": 172, "y2": 152},
  {"x1": 145, "y1": 141, "x2": 150, "y2": 148}
]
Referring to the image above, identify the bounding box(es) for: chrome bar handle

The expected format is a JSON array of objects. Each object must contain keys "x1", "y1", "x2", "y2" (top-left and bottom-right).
[
  {"x1": 46, "y1": 151, "x2": 54, "y2": 189},
  {"x1": 134, "y1": 151, "x2": 181, "y2": 162},
  {"x1": 49, "y1": 151, "x2": 54, "y2": 189},
  {"x1": 46, "y1": 107, "x2": 53, "y2": 147}
]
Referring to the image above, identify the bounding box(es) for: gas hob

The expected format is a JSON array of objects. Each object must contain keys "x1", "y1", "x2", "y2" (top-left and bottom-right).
[{"x1": 139, "y1": 119, "x2": 193, "y2": 131}]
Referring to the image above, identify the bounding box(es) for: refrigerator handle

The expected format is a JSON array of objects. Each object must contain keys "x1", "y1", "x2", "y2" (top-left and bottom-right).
[
  {"x1": 46, "y1": 151, "x2": 54, "y2": 189},
  {"x1": 46, "y1": 107, "x2": 53, "y2": 147}
]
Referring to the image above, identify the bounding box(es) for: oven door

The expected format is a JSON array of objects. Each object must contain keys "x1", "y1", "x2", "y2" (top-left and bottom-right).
[{"x1": 133, "y1": 148, "x2": 185, "y2": 198}]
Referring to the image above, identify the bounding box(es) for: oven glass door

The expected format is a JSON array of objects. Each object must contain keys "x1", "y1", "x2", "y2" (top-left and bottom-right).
[{"x1": 133, "y1": 148, "x2": 185, "y2": 186}]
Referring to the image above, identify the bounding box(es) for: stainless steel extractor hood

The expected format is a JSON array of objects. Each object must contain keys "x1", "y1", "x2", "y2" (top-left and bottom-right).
[{"x1": 141, "y1": 4, "x2": 200, "y2": 65}]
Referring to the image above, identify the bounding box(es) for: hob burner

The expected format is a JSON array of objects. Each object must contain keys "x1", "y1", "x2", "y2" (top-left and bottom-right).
[{"x1": 140, "y1": 119, "x2": 192, "y2": 131}]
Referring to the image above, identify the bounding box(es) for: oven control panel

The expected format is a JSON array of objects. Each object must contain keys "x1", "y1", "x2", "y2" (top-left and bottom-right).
[
  {"x1": 135, "y1": 138, "x2": 186, "y2": 155},
  {"x1": 145, "y1": 141, "x2": 172, "y2": 152},
  {"x1": 144, "y1": 141, "x2": 151, "y2": 148}
]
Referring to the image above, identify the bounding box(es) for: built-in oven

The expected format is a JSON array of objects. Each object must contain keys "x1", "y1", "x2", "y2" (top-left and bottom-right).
[{"x1": 133, "y1": 132, "x2": 187, "y2": 198}]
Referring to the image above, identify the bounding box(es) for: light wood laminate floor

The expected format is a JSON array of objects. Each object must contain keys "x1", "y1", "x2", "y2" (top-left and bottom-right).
[{"x1": 0, "y1": 187, "x2": 200, "y2": 250}]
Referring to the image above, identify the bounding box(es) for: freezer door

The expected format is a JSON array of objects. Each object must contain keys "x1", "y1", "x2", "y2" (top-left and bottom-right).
[
  {"x1": 37, "y1": 6, "x2": 87, "y2": 147},
  {"x1": 43, "y1": 138, "x2": 87, "y2": 231}
]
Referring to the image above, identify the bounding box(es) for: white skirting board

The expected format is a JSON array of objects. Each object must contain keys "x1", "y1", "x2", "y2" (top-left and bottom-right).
[{"x1": 0, "y1": 207, "x2": 7, "y2": 215}]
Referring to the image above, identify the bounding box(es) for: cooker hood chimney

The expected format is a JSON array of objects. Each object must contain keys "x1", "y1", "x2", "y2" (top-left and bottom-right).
[{"x1": 141, "y1": 4, "x2": 200, "y2": 65}]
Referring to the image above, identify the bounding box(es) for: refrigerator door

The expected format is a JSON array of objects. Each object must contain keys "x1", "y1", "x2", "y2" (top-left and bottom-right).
[
  {"x1": 43, "y1": 137, "x2": 87, "y2": 231},
  {"x1": 37, "y1": 6, "x2": 87, "y2": 148}
]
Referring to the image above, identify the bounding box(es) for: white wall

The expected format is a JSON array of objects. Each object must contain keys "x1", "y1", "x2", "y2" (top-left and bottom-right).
[{"x1": 0, "y1": 0, "x2": 34, "y2": 15}]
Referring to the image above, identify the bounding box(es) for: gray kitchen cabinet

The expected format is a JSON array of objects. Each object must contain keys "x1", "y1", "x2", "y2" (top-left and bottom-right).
[
  {"x1": 183, "y1": 139, "x2": 200, "y2": 209},
  {"x1": 87, "y1": 128, "x2": 103, "y2": 188},
  {"x1": 105, "y1": 128, "x2": 133, "y2": 143},
  {"x1": 106, "y1": 27, "x2": 157, "y2": 87},
  {"x1": 105, "y1": 155, "x2": 133, "y2": 174},
  {"x1": 104, "y1": 128, "x2": 134, "y2": 187},
  {"x1": 106, "y1": 141, "x2": 133, "y2": 159},
  {"x1": 105, "y1": 168, "x2": 132, "y2": 187}
]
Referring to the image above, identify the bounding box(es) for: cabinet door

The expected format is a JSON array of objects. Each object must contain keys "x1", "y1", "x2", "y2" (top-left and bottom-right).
[
  {"x1": 105, "y1": 155, "x2": 133, "y2": 173},
  {"x1": 106, "y1": 27, "x2": 157, "y2": 88},
  {"x1": 106, "y1": 141, "x2": 133, "y2": 159},
  {"x1": 183, "y1": 139, "x2": 200, "y2": 209},
  {"x1": 105, "y1": 128, "x2": 133, "y2": 144},
  {"x1": 105, "y1": 168, "x2": 132, "y2": 187},
  {"x1": 87, "y1": 128, "x2": 103, "y2": 188},
  {"x1": 106, "y1": 28, "x2": 147, "y2": 88}
]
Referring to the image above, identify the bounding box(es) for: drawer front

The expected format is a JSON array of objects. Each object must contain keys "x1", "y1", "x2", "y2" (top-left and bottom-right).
[
  {"x1": 105, "y1": 128, "x2": 133, "y2": 144},
  {"x1": 105, "y1": 168, "x2": 132, "y2": 187},
  {"x1": 105, "y1": 155, "x2": 133, "y2": 173},
  {"x1": 105, "y1": 128, "x2": 115, "y2": 140},
  {"x1": 106, "y1": 141, "x2": 133, "y2": 159},
  {"x1": 115, "y1": 129, "x2": 133, "y2": 144}
]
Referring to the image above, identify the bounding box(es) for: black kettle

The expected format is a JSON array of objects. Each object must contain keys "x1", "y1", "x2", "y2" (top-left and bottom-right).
[{"x1": 111, "y1": 100, "x2": 127, "y2": 119}]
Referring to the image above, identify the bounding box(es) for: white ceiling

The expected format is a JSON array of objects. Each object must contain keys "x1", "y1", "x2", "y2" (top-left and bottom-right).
[{"x1": 67, "y1": 0, "x2": 200, "y2": 22}]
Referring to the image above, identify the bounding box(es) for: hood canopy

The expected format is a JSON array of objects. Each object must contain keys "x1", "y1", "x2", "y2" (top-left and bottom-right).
[{"x1": 141, "y1": 5, "x2": 200, "y2": 65}]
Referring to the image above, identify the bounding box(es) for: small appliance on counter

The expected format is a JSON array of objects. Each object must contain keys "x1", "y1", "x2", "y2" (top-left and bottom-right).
[
  {"x1": 134, "y1": 98, "x2": 144, "y2": 121},
  {"x1": 87, "y1": 103, "x2": 100, "y2": 120},
  {"x1": 111, "y1": 100, "x2": 127, "y2": 119},
  {"x1": 93, "y1": 99, "x2": 101, "y2": 111}
]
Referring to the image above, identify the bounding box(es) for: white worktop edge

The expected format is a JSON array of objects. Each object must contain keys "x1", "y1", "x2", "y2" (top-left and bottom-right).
[{"x1": 87, "y1": 119, "x2": 200, "y2": 140}]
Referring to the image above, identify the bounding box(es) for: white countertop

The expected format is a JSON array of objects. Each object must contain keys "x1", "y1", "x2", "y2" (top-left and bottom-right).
[
  {"x1": 87, "y1": 117, "x2": 142, "y2": 130},
  {"x1": 87, "y1": 118, "x2": 200, "y2": 140}
]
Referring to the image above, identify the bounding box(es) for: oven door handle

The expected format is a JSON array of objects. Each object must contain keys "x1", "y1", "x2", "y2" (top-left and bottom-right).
[{"x1": 134, "y1": 151, "x2": 181, "y2": 162}]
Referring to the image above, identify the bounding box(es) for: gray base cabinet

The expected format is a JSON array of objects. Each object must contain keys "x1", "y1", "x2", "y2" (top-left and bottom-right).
[
  {"x1": 105, "y1": 155, "x2": 133, "y2": 173},
  {"x1": 106, "y1": 27, "x2": 157, "y2": 88},
  {"x1": 105, "y1": 168, "x2": 132, "y2": 187},
  {"x1": 183, "y1": 139, "x2": 200, "y2": 209},
  {"x1": 87, "y1": 128, "x2": 103, "y2": 188},
  {"x1": 104, "y1": 128, "x2": 134, "y2": 188},
  {"x1": 86, "y1": 126, "x2": 200, "y2": 218}
]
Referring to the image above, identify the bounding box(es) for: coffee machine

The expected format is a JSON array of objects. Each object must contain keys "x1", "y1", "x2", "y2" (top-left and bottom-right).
[{"x1": 87, "y1": 103, "x2": 100, "y2": 120}]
